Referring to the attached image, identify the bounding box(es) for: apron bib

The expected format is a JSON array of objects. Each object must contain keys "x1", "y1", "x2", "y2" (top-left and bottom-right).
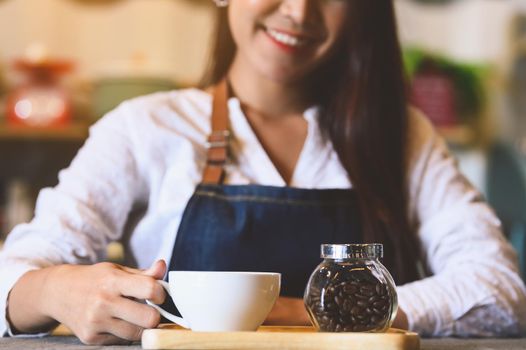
[{"x1": 161, "y1": 80, "x2": 371, "y2": 316}]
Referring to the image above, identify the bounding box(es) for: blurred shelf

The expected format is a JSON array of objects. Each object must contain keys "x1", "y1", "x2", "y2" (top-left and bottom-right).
[
  {"x1": 0, "y1": 123, "x2": 89, "y2": 141},
  {"x1": 0, "y1": 122, "x2": 89, "y2": 187},
  {"x1": 437, "y1": 125, "x2": 476, "y2": 147}
]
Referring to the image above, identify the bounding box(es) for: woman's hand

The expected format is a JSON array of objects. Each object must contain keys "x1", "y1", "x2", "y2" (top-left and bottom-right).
[
  {"x1": 8, "y1": 260, "x2": 167, "y2": 345},
  {"x1": 264, "y1": 297, "x2": 311, "y2": 326},
  {"x1": 391, "y1": 307, "x2": 409, "y2": 330}
]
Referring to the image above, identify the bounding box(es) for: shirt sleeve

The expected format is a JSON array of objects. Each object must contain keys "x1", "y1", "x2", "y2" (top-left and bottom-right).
[
  {"x1": 0, "y1": 102, "x2": 145, "y2": 337},
  {"x1": 398, "y1": 109, "x2": 526, "y2": 337}
]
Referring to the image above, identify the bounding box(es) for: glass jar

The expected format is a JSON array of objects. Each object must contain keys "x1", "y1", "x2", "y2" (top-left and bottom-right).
[{"x1": 304, "y1": 244, "x2": 397, "y2": 332}]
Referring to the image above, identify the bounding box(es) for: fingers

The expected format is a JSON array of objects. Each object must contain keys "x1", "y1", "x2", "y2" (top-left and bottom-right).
[
  {"x1": 117, "y1": 265, "x2": 144, "y2": 275},
  {"x1": 105, "y1": 318, "x2": 145, "y2": 342},
  {"x1": 63, "y1": 262, "x2": 168, "y2": 346},
  {"x1": 109, "y1": 297, "x2": 161, "y2": 330},
  {"x1": 78, "y1": 331, "x2": 132, "y2": 346},
  {"x1": 79, "y1": 318, "x2": 148, "y2": 344},
  {"x1": 142, "y1": 260, "x2": 167, "y2": 280},
  {"x1": 79, "y1": 297, "x2": 160, "y2": 344},
  {"x1": 114, "y1": 271, "x2": 166, "y2": 304},
  {"x1": 110, "y1": 260, "x2": 167, "y2": 301},
  {"x1": 117, "y1": 260, "x2": 166, "y2": 278}
]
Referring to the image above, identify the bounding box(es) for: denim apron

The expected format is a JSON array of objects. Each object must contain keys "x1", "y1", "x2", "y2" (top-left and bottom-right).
[{"x1": 162, "y1": 80, "x2": 364, "y2": 315}]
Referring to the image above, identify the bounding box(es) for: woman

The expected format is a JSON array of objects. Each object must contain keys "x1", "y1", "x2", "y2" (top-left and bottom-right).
[{"x1": 1, "y1": 0, "x2": 525, "y2": 345}]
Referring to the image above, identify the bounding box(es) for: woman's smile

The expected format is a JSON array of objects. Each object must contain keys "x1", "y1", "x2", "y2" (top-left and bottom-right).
[
  {"x1": 265, "y1": 28, "x2": 308, "y2": 50},
  {"x1": 228, "y1": 0, "x2": 348, "y2": 83}
]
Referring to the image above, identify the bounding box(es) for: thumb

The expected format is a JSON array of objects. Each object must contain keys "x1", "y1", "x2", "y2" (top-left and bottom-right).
[{"x1": 142, "y1": 259, "x2": 167, "y2": 280}]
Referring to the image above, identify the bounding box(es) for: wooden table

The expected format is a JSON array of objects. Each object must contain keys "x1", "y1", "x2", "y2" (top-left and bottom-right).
[{"x1": 1, "y1": 336, "x2": 525, "y2": 350}]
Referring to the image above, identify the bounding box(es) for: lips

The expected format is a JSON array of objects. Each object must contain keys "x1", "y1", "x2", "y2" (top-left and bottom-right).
[
  {"x1": 265, "y1": 28, "x2": 309, "y2": 48},
  {"x1": 259, "y1": 23, "x2": 323, "y2": 52}
]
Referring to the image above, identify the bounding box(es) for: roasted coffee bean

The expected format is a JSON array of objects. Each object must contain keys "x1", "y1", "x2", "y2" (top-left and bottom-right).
[
  {"x1": 354, "y1": 293, "x2": 369, "y2": 301},
  {"x1": 342, "y1": 299, "x2": 352, "y2": 312},
  {"x1": 350, "y1": 306, "x2": 362, "y2": 316},
  {"x1": 356, "y1": 300, "x2": 368, "y2": 308},
  {"x1": 372, "y1": 301, "x2": 384, "y2": 308},
  {"x1": 343, "y1": 284, "x2": 358, "y2": 294},
  {"x1": 371, "y1": 315, "x2": 382, "y2": 324},
  {"x1": 352, "y1": 325, "x2": 367, "y2": 332},
  {"x1": 360, "y1": 285, "x2": 374, "y2": 292},
  {"x1": 355, "y1": 313, "x2": 367, "y2": 321},
  {"x1": 373, "y1": 308, "x2": 384, "y2": 315},
  {"x1": 326, "y1": 302, "x2": 338, "y2": 311},
  {"x1": 360, "y1": 289, "x2": 376, "y2": 297},
  {"x1": 376, "y1": 283, "x2": 387, "y2": 296},
  {"x1": 306, "y1": 266, "x2": 392, "y2": 333}
]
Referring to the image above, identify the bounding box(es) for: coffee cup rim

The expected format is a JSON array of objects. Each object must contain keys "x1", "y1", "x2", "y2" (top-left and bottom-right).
[{"x1": 168, "y1": 271, "x2": 281, "y2": 277}]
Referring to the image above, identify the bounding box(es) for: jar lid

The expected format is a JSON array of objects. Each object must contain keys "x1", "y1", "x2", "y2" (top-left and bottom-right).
[{"x1": 321, "y1": 244, "x2": 383, "y2": 259}]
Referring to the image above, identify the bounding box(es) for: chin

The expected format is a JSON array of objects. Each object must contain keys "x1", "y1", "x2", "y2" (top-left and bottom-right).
[{"x1": 259, "y1": 64, "x2": 312, "y2": 86}]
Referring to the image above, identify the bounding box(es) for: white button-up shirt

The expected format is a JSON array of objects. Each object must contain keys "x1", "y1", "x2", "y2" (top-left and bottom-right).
[{"x1": 1, "y1": 89, "x2": 525, "y2": 337}]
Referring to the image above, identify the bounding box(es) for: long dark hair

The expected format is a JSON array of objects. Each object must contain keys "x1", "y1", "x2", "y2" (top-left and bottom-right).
[{"x1": 201, "y1": 1, "x2": 420, "y2": 284}]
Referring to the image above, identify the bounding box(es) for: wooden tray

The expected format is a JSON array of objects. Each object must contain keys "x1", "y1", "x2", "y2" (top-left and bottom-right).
[{"x1": 142, "y1": 325, "x2": 420, "y2": 350}]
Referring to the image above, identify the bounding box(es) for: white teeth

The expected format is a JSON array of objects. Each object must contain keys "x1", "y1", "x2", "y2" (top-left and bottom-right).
[{"x1": 266, "y1": 28, "x2": 306, "y2": 47}]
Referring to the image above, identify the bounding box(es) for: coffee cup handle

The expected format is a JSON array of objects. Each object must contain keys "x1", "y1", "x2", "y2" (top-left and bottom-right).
[{"x1": 145, "y1": 280, "x2": 190, "y2": 329}]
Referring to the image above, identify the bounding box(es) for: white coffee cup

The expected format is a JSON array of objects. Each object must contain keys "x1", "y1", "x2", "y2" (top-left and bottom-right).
[{"x1": 146, "y1": 271, "x2": 281, "y2": 332}]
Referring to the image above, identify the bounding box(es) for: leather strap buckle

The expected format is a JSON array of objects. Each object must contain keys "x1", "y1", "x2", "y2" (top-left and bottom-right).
[{"x1": 206, "y1": 130, "x2": 231, "y2": 149}]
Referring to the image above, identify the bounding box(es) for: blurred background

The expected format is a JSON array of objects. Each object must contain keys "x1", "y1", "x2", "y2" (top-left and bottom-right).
[{"x1": 0, "y1": 0, "x2": 525, "y2": 277}]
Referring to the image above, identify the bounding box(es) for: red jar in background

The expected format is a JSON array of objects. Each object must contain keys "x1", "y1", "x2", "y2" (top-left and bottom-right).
[{"x1": 6, "y1": 59, "x2": 73, "y2": 127}]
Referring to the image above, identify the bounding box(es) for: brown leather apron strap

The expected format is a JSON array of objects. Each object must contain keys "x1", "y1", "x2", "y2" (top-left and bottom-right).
[{"x1": 202, "y1": 79, "x2": 230, "y2": 184}]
